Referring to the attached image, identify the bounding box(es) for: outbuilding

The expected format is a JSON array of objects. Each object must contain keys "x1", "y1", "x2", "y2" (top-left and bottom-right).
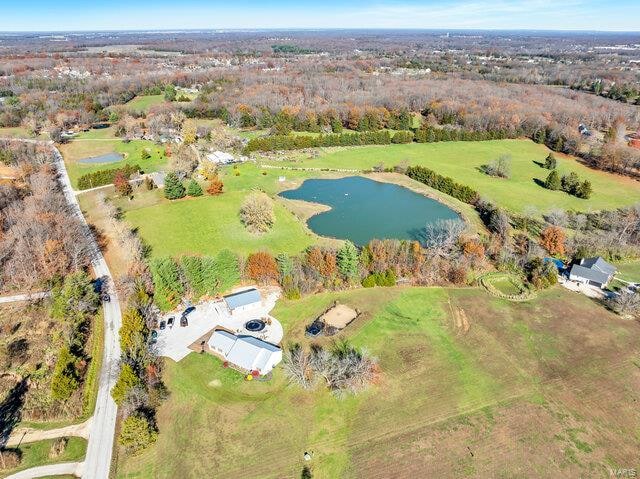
[
  {"x1": 568, "y1": 257, "x2": 616, "y2": 289},
  {"x1": 208, "y1": 330, "x2": 282, "y2": 375},
  {"x1": 224, "y1": 288, "x2": 262, "y2": 313}
]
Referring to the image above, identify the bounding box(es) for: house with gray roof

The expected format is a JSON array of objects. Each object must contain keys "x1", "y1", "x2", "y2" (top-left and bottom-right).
[
  {"x1": 568, "y1": 257, "x2": 616, "y2": 289},
  {"x1": 208, "y1": 329, "x2": 282, "y2": 374}
]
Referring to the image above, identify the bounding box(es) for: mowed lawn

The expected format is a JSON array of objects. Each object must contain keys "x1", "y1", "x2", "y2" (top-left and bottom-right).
[
  {"x1": 124, "y1": 190, "x2": 317, "y2": 258},
  {"x1": 2, "y1": 437, "x2": 87, "y2": 477},
  {"x1": 125, "y1": 94, "x2": 166, "y2": 114},
  {"x1": 60, "y1": 135, "x2": 168, "y2": 188},
  {"x1": 116, "y1": 286, "x2": 640, "y2": 478},
  {"x1": 267, "y1": 140, "x2": 640, "y2": 214}
]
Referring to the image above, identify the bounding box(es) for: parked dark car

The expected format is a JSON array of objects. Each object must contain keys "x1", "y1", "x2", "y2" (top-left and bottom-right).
[
  {"x1": 167, "y1": 316, "x2": 175, "y2": 328},
  {"x1": 180, "y1": 316, "x2": 188, "y2": 327},
  {"x1": 101, "y1": 293, "x2": 110, "y2": 302},
  {"x1": 183, "y1": 306, "x2": 196, "y2": 316},
  {"x1": 159, "y1": 320, "x2": 166, "y2": 330},
  {"x1": 150, "y1": 330, "x2": 158, "y2": 344}
]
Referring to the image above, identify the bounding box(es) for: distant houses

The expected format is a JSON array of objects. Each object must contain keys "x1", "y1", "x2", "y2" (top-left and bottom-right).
[
  {"x1": 206, "y1": 150, "x2": 235, "y2": 165},
  {"x1": 568, "y1": 256, "x2": 616, "y2": 289},
  {"x1": 208, "y1": 330, "x2": 282, "y2": 375}
]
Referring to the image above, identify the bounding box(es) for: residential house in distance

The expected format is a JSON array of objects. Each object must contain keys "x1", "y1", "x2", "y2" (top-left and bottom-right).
[
  {"x1": 206, "y1": 150, "x2": 235, "y2": 164},
  {"x1": 568, "y1": 257, "x2": 617, "y2": 289},
  {"x1": 208, "y1": 329, "x2": 282, "y2": 375}
]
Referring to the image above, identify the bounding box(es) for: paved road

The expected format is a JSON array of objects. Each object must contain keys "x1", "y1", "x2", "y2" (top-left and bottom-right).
[
  {"x1": 0, "y1": 291, "x2": 50, "y2": 304},
  {"x1": 52, "y1": 144, "x2": 123, "y2": 479},
  {"x1": 5, "y1": 462, "x2": 83, "y2": 479}
]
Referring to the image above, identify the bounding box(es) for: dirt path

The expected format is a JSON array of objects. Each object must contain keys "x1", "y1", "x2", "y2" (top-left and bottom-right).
[{"x1": 5, "y1": 418, "x2": 91, "y2": 447}]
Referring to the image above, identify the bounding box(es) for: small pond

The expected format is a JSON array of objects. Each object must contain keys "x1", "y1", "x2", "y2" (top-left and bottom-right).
[
  {"x1": 78, "y1": 152, "x2": 123, "y2": 164},
  {"x1": 279, "y1": 176, "x2": 461, "y2": 246}
]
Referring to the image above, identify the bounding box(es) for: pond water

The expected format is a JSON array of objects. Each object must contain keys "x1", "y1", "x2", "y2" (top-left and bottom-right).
[
  {"x1": 78, "y1": 152, "x2": 123, "y2": 164},
  {"x1": 279, "y1": 176, "x2": 461, "y2": 246}
]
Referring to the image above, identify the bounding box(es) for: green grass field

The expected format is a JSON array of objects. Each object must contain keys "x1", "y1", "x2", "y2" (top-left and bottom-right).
[
  {"x1": 60, "y1": 137, "x2": 168, "y2": 188},
  {"x1": 125, "y1": 95, "x2": 166, "y2": 114},
  {"x1": 265, "y1": 140, "x2": 640, "y2": 214},
  {"x1": 116, "y1": 286, "x2": 640, "y2": 478},
  {"x1": 614, "y1": 260, "x2": 640, "y2": 282},
  {"x1": 2, "y1": 438, "x2": 87, "y2": 476},
  {"x1": 0, "y1": 126, "x2": 48, "y2": 139},
  {"x1": 123, "y1": 189, "x2": 317, "y2": 258}
]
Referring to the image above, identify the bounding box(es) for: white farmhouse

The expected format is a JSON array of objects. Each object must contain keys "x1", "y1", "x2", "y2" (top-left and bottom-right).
[{"x1": 208, "y1": 330, "x2": 282, "y2": 375}]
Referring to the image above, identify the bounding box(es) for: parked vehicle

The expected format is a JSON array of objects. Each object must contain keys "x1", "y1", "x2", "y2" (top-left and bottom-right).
[
  {"x1": 167, "y1": 316, "x2": 175, "y2": 328},
  {"x1": 180, "y1": 316, "x2": 188, "y2": 327},
  {"x1": 150, "y1": 330, "x2": 158, "y2": 344},
  {"x1": 159, "y1": 320, "x2": 166, "y2": 330},
  {"x1": 101, "y1": 293, "x2": 110, "y2": 302},
  {"x1": 183, "y1": 306, "x2": 196, "y2": 316}
]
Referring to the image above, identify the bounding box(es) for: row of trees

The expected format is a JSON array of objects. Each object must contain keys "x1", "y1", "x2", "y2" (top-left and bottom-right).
[
  {"x1": 77, "y1": 164, "x2": 140, "y2": 190},
  {"x1": 149, "y1": 251, "x2": 240, "y2": 311},
  {"x1": 544, "y1": 170, "x2": 593, "y2": 199}
]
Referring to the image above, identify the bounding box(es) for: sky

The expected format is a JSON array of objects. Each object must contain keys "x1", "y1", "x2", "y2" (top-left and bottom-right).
[{"x1": 2, "y1": 0, "x2": 640, "y2": 32}]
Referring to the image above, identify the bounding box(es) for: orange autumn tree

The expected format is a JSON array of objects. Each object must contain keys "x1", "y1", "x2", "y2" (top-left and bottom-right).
[
  {"x1": 207, "y1": 175, "x2": 224, "y2": 195},
  {"x1": 539, "y1": 226, "x2": 566, "y2": 256},
  {"x1": 246, "y1": 252, "x2": 279, "y2": 284}
]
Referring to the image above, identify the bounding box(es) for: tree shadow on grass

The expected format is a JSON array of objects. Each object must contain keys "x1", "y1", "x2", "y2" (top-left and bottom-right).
[
  {"x1": 533, "y1": 160, "x2": 545, "y2": 168},
  {"x1": 533, "y1": 178, "x2": 546, "y2": 188},
  {"x1": 0, "y1": 379, "x2": 28, "y2": 449}
]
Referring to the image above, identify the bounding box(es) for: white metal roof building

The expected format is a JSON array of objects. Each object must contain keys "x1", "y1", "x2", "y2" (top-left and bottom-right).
[
  {"x1": 208, "y1": 330, "x2": 282, "y2": 374},
  {"x1": 206, "y1": 150, "x2": 235, "y2": 164},
  {"x1": 224, "y1": 288, "x2": 262, "y2": 313}
]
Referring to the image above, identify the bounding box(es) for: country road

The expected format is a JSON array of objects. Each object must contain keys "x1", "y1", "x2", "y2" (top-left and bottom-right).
[
  {"x1": 52, "y1": 143, "x2": 123, "y2": 479},
  {"x1": 1, "y1": 138, "x2": 122, "y2": 479}
]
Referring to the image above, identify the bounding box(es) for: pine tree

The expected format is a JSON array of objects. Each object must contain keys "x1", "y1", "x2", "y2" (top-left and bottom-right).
[
  {"x1": 544, "y1": 170, "x2": 561, "y2": 190},
  {"x1": 576, "y1": 180, "x2": 593, "y2": 199},
  {"x1": 164, "y1": 172, "x2": 185, "y2": 199},
  {"x1": 337, "y1": 241, "x2": 359, "y2": 281},
  {"x1": 186, "y1": 179, "x2": 203, "y2": 197},
  {"x1": 543, "y1": 153, "x2": 557, "y2": 169}
]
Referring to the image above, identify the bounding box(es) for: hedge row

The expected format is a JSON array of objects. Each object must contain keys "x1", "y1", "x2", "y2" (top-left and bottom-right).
[
  {"x1": 245, "y1": 130, "x2": 394, "y2": 153},
  {"x1": 244, "y1": 127, "x2": 520, "y2": 153},
  {"x1": 405, "y1": 165, "x2": 480, "y2": 204},
  {"x1": 77, "y1": 164, "x2": 141, "y2": 190},
  {"x1": 414, "y1": 126, "x2": 519, "y2": 143}
]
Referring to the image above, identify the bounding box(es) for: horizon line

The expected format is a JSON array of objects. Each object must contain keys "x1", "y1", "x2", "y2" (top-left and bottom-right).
[{"x1": 2, "y1": 27, "x2": 640, "y2": 35}]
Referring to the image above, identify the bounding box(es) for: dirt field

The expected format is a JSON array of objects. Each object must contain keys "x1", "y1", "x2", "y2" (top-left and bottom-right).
[{"x1": 321, "y1": 304, "x2": 359, "y2": 329}]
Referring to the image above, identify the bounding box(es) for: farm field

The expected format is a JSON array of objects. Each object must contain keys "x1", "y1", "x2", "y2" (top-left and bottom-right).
[
  {"x1": 265, "y1": 139, "x2": 640, "y2": 214},
  {"x1": 116, "y1": 286, "x2": 640, "y2": 479},
  {"x1": 59, "y1": 135, "x2": 168, "y2": 188},
  {"x1": 0, "y1": 126, "x2": 47, "y2": 139}
]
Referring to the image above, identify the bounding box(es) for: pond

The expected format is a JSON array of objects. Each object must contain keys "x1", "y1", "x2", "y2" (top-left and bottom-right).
[
  {"x1": 78, "y1": 152, "x2": 123, "y2": 164},
  {"x1": 279, "y1": 176, "x2": 461, "y2": 245}
]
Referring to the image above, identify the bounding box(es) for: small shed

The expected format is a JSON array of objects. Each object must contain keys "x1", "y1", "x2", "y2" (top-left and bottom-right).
[{"x1": 224, "y1": 288, "x2": 262, "y2": 313}]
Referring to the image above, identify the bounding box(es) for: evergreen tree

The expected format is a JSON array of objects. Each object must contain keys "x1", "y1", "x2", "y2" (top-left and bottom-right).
[
  {"x1": 186, "y1": 179, "x2": 203, "y2": 197},
  {"x1": 119, "y1": 414, "x2": 158, "y2": 454},
  {"x1": 561, "y1": 171, "x2": 580, "y2": 194},
  {"x1": 119, "y1": 308, "x2": 147, "y2": 359},
  {"x1": 544, "y1": 170, "x2": 561, "y2": 190},
  {"x1": 337, "y1": 241, "x2": 360, "y2": 281},
  {"x1": 543, "y1": 153, "x2": 557, "y2": 169},
  {"x1": 576, "y1": 180, "x2": 593, "y2": 199},
  {"x1": 164, "y1": 172, "x2": 185, "y2": 200}
]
